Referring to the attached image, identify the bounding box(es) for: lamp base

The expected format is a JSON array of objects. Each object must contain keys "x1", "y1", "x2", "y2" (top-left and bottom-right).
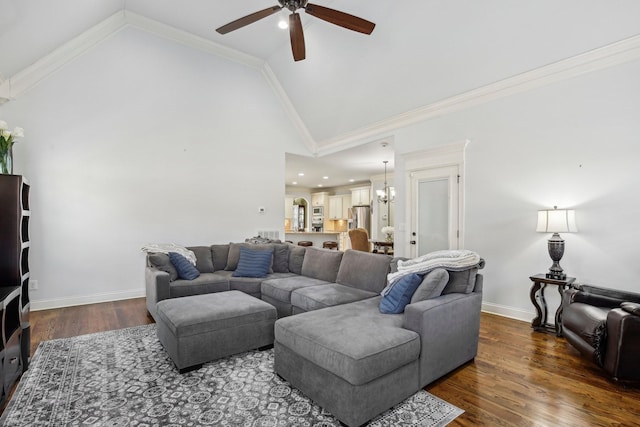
[{"x1": 546, "y1": 233, "x2": 567, "y2": 281}]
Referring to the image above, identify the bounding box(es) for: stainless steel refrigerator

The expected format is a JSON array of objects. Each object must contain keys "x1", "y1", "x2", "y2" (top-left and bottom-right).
[{"x1": 348, "y1": 206, "x2": 371, "y2": 236}]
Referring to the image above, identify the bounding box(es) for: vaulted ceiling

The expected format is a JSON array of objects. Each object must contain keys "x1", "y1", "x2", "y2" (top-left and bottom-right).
[{"x1": 2, "y1": 0, "x2": 640, "y2": 155}]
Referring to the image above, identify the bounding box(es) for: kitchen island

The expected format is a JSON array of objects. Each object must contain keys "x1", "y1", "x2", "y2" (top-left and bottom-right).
[{"x1": 285, "y1": 231, "x2": 345, "y2": 250}]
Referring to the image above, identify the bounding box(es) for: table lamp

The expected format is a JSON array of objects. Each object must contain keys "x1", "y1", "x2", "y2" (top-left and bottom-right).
[{"x1": 536, "y1": 206, "x2": 577, "y2": 280}]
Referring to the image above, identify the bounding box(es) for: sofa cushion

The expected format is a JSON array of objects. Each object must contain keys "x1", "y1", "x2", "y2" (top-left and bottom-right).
[
  {"x1": 169, "y1": 252, "x2": 200, "y2": 280},
  {"x1": 261, "y1": 276, "x2": 330, "y2": 303},
  {"x1": 291, "y1": 283, "x2": 378, "y2": 312},
  {"x1": 230, "y1": 272, "x2": 297, "y2": 297},
  {"x1": 301, "y1": 247, "x2": 343, "y2": 282},
  {"x1": 232, "y1": 247, "x2": 273, "y2": 278},
  {"x1": 211, "y1": 244, "x2": 230, "y2": 271},
  {"x1": 169, "y1": 272, "x2": 231, "y2": 298},
  {"x1": 336, "y1": 250, "x2": 392, "y2": 293},
  {"x1": 148, "y1": 252, "x2": 178, "y2": 281},
  {"x1": 275, "y1": 297, "x2": 420, "y2": 386},
  {"x1": 411, "y1": 269, "x2": 449, "y2": 303},
  {"x1": 287, "y1": 245, "x2": 306, "y2": 275},
  {"x1": 187, "y1": 246, "x2": 215, "y2": 273},
  {"x1": 272, "y1": 243, "x2": 290, "y2": 273},
  {"x1": 380, "y1": 273, "x2": 423, "y2": 314},
  {"x1": 442, "y1": 268, "x2": 477, "y2": 294}
]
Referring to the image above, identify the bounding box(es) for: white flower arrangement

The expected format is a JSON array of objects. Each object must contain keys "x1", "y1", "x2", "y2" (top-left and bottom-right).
[
  {"x1": 381, "y1": 226, "x2": 394, "y2": 235},
  {"x1": 381, "y1": 226, "x2": 394, "y2": 241},
  {"x1": 0, "y1": 120, "x2": 24, "y2": 174}
]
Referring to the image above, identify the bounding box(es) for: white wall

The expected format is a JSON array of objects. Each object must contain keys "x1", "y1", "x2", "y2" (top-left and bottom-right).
[
  {"x1": 392, "y1": 58, "x2": 640, "y2": 319},
  {"x1": 3, "y1": 27, "x2": 306, "y2": 309}
]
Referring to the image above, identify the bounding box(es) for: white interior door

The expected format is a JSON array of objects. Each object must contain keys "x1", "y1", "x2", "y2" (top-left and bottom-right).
[{"x1": 409, "y1": 166, "x2": 460, "y2": 257}]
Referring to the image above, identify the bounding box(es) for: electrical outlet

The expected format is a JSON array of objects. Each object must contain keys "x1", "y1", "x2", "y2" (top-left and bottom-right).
[{"x1": 29, "y1": 280, "x2": 39, "y2": 291}]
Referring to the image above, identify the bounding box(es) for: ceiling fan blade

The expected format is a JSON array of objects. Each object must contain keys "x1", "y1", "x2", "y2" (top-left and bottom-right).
[
  {"x1": 289, "y1": 13, "x2": 306, "y2": 62},
  {"x1": 304, "y1": 3, "x2": 375, "y2": 35},
  {"x1": 216, "y1": 5, "x2": 282, "y2": 34}
]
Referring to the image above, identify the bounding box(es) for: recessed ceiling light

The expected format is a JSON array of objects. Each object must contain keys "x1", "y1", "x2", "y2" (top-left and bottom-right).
[
  {"x1": 278, "y1": 20, "x2": 288, "y2": 29},
  {"x1": 292, "y1": 181, "x2": 297, "y2": 185},
  {"x1": 323, "y1": 176, "x2": 329, "y2": 180},
  {"x1": 317, "y1": 184, "x2": 323, "y2": 187},
  {"x1": 298, "y1": 172, "x2": 304, "y2": 176},
  {"x1": 349, "y1": 179, "x2": 355, "y2": 182}
]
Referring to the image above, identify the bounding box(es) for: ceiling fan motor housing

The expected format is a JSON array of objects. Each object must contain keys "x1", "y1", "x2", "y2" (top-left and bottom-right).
[{"x1": 279, "y1": 0, "x2": 308, "y2": 12}]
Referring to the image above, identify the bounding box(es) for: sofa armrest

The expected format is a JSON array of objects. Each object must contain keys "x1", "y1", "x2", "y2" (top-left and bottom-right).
[
  {"x1": 621, "y1": 302, "x2": 640, "y2": 316},
  {"x1": 604, "y1": 306, "x2": 640, "y2": 381},
  {"x1": 403, "y1": 291, "x2": 482, "y2": 387},
  {"x1": 571, "y1": 284, "x2": 640, "y2": 307},
  {"x1": 145, "y1": 267, "x2": 171, "y2": 320}
]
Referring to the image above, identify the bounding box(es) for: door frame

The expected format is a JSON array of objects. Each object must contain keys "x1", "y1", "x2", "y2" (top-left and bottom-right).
[{"x1": 402, "y1": 140, "x2": 468, "y2": 257}]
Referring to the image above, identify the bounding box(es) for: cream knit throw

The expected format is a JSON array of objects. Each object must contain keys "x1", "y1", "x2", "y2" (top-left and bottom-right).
[
  {"x1": 141, "y1": 243, "x2": 197, "y2": 265},
  {"x1": 384, "y1": 249, "x2": 482, "y2": 294}
]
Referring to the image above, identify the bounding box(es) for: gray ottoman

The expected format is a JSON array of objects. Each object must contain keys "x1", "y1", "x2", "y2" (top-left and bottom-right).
[{"x1": 156, "y1": 291, "x2": 277, "y2": 372}]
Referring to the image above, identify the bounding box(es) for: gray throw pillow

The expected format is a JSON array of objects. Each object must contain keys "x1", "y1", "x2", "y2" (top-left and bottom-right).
[
  {"x1": 187, "y1": 246, "x2": 215, "y2": 273},
  {"x1": 147, "y1": 252, "x2": 178, "y2": 281},
  {"x1": 442, "y1": 268, "x2": 478, "y2": 294},
  {"x1": 411, "y1": 268, "x2": 449, "y2": 303},
  {"x1": 272, "y1": 243, "x2": 290, "y2": 273},
  {"x1": 211, "y1": 244, "x2": 230, "y2": 271},
  {"x1": 288, "y1": 245, "x2": 306, "y2": 275}
]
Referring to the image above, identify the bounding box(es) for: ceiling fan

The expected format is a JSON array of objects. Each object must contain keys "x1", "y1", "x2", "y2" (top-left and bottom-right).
[{"x1": 216, "y1": 1, "x2": 375, "y2": 62}]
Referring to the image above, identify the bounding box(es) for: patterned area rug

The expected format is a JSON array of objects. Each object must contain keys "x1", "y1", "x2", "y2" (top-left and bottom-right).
[{"x1": 0, "y1": 325, "x2": 463, "y2": 426}]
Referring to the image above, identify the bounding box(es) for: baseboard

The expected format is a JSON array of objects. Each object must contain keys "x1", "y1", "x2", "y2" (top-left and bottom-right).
[
  {"x1": 481, "y1": 302, "x2": 533, "y2": 323},
  {"x1": 30, "y1": 289, "x2": 146, "y2": 311}
]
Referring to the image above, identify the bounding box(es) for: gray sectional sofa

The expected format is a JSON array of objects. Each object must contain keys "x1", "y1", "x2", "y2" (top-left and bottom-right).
[{"x1": 144, "y1": 242, "x2": 484, "y2": 427}]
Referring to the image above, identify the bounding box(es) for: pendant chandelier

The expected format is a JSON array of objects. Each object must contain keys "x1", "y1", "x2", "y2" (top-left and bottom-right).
[{"x1": 376, "y1": 160, "x2": 395, "y2": 204}]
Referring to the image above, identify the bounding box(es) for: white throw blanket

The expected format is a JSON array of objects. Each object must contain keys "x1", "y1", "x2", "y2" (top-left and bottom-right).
[
  {"x1": 383, "y1": 249, "x2": 483, "y2": 295},
  {"x1": 141, "y1": 243, "x2": 197, "y2": 265}
]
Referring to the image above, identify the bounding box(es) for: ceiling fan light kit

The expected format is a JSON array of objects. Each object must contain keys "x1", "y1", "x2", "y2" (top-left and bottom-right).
[{"x1": 215, "y1": 1, "x2": 375, "y2": 62}]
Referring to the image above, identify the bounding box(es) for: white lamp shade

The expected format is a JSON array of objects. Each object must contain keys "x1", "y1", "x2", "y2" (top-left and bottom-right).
[{"x1": 536, "y1": 209, "x2": 577, "y2": 233}]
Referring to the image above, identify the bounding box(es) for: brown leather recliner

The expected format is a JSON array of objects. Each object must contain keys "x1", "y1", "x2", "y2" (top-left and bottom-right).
[{"x1": 562, "y1": 283, "x2": 640, "y2": 382}]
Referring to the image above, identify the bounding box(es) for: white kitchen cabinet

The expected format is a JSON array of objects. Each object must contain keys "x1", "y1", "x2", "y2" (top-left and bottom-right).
[
  {"x1": 311, "y1": 192, "x2": 328, "y2": 207},
  {"x1": 328, "y1": 195, "x2": 351, "y2": 220},
  {"x1": 341, "y1": 194, "x2": 352, "y2": 219},
  {"x1": 328, "y1": 196, "x2": 343, "y2": 220},
  {"x1": 351, "y1": 186, "x2": 371, "y2": 206}
]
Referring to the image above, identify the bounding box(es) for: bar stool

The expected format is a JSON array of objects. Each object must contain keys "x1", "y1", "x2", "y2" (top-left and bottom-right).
[
  {"x1": 297, "y1": 241, "x2": 313, "y2": 247},
  {"x1": 323, "y1": 241, "x2": 338, "y2": 250}
]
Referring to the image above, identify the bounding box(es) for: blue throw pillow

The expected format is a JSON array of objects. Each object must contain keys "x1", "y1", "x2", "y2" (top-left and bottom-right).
[
  {"x1": 380, "y1": 273, "x2": 423, "y2": 314},
  {"x1": 232, "y1": 247, "x2": 273, "y2": 278},
  {"x1": 168, "y1": 252, "x2": 200, "y2": 280}
]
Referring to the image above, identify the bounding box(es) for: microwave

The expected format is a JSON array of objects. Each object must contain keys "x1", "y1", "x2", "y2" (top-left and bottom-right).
[{"x1": 312, "y1": 206, "x2": 324, "y2": 216}]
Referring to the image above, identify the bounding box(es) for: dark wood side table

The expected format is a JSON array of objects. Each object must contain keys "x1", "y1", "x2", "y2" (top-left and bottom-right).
[
  {"x1": 528, "y1": 274, "x2": 576, "y2": 336},
  {"x1": 371, "y1": 240, "x2": 394, "y2": 255}
]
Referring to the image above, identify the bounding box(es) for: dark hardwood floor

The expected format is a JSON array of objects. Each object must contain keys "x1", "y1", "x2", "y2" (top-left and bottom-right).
[{"x1": 15, "y1": 299, "x2": 640, "y2": 425}]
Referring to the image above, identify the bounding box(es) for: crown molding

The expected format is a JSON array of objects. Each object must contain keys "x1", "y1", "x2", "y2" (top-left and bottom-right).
[
  {"x1": 317, "y1": 34, "x2": 640, "y2": 152},
  {"x1": 0, "y1": 11, "x2": 128, "y2": 100},
  {"x1": 123, "y1": 11, "x2": 265, "y2": 70}
]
